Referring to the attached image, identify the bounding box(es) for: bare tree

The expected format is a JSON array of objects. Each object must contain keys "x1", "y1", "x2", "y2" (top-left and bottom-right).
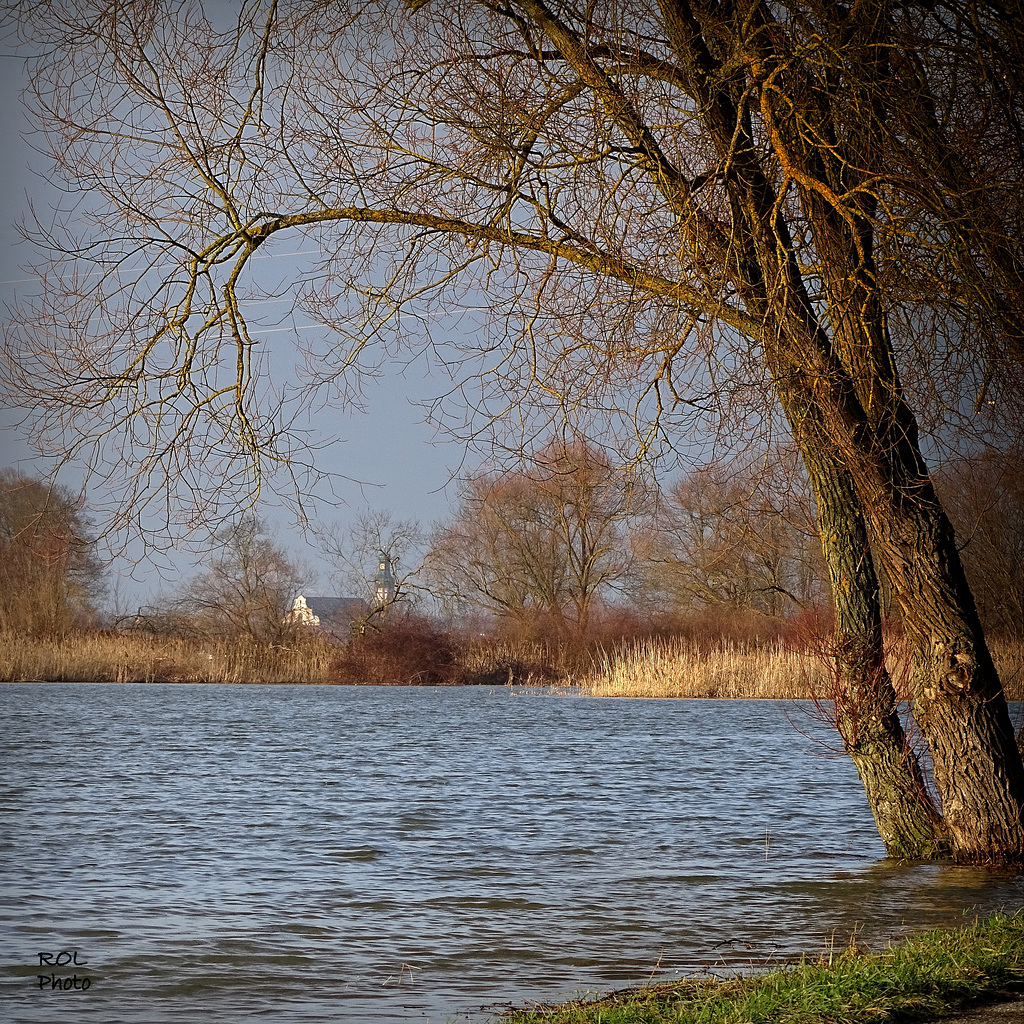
[
  {"x1": 178, "y1": 514, "x2": 309, "y2": 643},
  {"x1": 424, "y1": 439, "x2": 647, "y2": 638},
  {"x1": 937, "y1": 452, "x2": 1024, "y2": 642},
  {"x1": 0, "y1": 469, "x2": 104, "y2": 637},
  {"x1": 5, "y1": 1, "x2": 1023, "y2": 859},
  {"x1": 638, "y1": 456, "x2": 826, "y2": 619}
]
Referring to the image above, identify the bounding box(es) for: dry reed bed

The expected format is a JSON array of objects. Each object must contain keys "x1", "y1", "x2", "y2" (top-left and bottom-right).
[
  {"x1": 995, "y1": 641, "x2": 1024, "y2": 700},
  {"x1": 584, "y1": 639, "x2": 823, "y2": 699},
  {"x1": 1, "y1": 630, "x2": 562, "y2": 687},
  {"x1": 3, "y1": 629, "x2": 1022, "y2": 699},
  {"x1": 457, "y1": 636, "x2": 580, "y2": 685},
  {"x1": 0, "y1": 632, "x2": 335, "y2": 684},
  {"x1": 583, "y1": 637, "x2": 1024, "y2": 701}
]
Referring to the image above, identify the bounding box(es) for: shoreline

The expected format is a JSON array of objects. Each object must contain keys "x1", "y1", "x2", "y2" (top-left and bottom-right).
[
  {"x1": 501, "y1": 913, "x2": 1024, "y2": 1023},
  {"x1": 2, "y1": 631, "x2": 1022, "y2": 700}
]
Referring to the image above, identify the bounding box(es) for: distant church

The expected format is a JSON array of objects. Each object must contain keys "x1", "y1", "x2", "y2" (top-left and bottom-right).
[{"x1": 284, "y1": 553, "x2": 397, "y2": 632}]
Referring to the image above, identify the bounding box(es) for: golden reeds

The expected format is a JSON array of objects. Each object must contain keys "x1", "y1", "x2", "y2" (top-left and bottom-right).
[
  {"x1": 0, "y1": 631, "x2": 336, "y2": 684},
  {"x1": 582, "y1": 636, "x2": 1024, "y2": 701},
  {"x1": 3, "y1": 627, "x2": 1022, "y2": 700},
  {"x1": 456, "y1": 635, "x2": 578, "y2": 685},
  {"x1": 582, "y1": 638, "x2": 823, "y2": 699},
  {"x1": 993, "y1": 640, "x2": 1024, "y2": 701}
]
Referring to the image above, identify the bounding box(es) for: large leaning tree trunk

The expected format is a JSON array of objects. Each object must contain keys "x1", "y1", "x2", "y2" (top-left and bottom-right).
[
  {"x1": 797, "y1": 435, "x2": 946, "y2": 858},
  {"x1": 815, "y1": 231, "x2": 1024, "y2": 861},
  {"x1": 523, "y1": 0, "x2": 959, "y2": 858},
  {"x1": 759, "y1": 242, "x2": 1024, "y2": 860},
  {"x1": 650, "y1": 1, "x2": 951, "y2": 857},
  {"x1": 757, "y1": 208, "x2": 1024, "y2": 860},
  {"x1": 739, "y1": 0, "x2": 1024, "y2": 861}
]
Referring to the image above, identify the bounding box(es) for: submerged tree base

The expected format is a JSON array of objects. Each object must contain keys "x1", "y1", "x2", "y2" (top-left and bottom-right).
[{"x1": 506, "y1": 913, "x2": 1024, "y2": 1024}]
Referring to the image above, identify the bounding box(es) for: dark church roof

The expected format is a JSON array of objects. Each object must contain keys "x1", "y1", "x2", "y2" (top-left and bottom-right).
[{"x1": 303, "y1": 597, "x2": 367, "y2": 623}]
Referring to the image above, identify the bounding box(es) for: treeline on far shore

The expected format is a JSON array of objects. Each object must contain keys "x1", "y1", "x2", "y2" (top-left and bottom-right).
[{"x1": 2, "y1": 460, "x2": 1023, "y2": 699}]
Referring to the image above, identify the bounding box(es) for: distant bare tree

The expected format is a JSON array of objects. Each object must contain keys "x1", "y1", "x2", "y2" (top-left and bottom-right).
[
  {"x1": 319, "y1": 509, "x2": 424, "y2": 624},
  {"x1": 0, "y1": 470, "x2": 104, "y2": 637},
  {"x1": 638, "y1": 456, "x2": 826, "y2": 619},
  {"x1": 938, "y1": 452, "x2": 1024, "y2": 642},
  {"x1": 425, "y1": 439, "x2": 648, "y2": 638},
  {"x1": 178, "y1": 515, "x2": 309, "y2": 643}
]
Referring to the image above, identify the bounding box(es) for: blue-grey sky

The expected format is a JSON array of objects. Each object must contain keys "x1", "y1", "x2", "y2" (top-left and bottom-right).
[{"x1": 0, "y1": 38, "x2": 468, "y2": 608}]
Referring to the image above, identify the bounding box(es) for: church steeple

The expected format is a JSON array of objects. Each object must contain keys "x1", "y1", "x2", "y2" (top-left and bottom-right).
[{"x1": 373, "y1": 552, "x2": 396, "y2": 607}]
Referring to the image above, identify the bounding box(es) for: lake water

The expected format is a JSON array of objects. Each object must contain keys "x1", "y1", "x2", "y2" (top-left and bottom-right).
[{"x1": 1, "y1": 683, "x2": 1022, "y2": 1023}]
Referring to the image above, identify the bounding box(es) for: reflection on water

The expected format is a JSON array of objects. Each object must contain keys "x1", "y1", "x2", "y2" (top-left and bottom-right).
[{"x1": 1, "y1": 683, "x2": 1021, "y2": 1023}]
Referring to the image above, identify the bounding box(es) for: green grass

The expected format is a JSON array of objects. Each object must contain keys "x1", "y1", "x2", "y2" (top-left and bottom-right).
[{"x1": 504, "y1": 913, "x2": 1024, "y2": 1023}]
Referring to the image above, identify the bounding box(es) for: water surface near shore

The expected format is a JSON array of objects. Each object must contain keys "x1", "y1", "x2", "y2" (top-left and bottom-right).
[{"x1": 1, "y1": 683, "x2": 1021, "y2": 1023}]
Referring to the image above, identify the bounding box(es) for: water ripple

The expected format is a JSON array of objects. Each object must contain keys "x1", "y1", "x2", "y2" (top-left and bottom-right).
[{"x1": 1, "y1": 683, "x2": 1021, "y2": 1023}]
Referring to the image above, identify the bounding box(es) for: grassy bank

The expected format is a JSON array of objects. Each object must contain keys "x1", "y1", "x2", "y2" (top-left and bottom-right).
[{"x1": 505, "y1": 912, "x2": 1024, "y2": 1024}]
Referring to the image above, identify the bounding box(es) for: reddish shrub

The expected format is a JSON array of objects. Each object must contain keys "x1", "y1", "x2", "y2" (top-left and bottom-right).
[
  {"x1": 328, "y1": 617, "x2": 461, "y2": 686},
  {"x1": 780, "y1": 605, "x2": 836, "y2": 651}
]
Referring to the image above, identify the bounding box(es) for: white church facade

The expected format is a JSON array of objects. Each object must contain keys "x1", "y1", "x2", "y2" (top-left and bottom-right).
[{"x1": 284, "y1": 554, "x2": 397, "y2": 632}]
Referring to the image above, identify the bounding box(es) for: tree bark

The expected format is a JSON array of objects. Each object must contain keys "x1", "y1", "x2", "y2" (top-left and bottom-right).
[
  {"x1": 811, "y1": 208, "x2": 1024, "y2": 863},
  {"x1": 768, "y1": 293, "x2": 1024, "y2": 861},
  {"x1": 788, "y1": 411, "x2": 948, "y2": 858},
  {"x1": 771, "y1": 285, "x2": 1024, "y2": 860},
  {"x1": 867, "y1": 481, "x2": 1024, "y2": 862},
  {"x1": 737, "y1": 2, "x2": 1024, "y2": 860}
]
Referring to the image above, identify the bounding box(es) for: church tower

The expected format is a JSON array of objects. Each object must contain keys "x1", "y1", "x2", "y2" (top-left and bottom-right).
[{"x1": 373, "y1": 553, "x2": 396, "y2": 607}]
